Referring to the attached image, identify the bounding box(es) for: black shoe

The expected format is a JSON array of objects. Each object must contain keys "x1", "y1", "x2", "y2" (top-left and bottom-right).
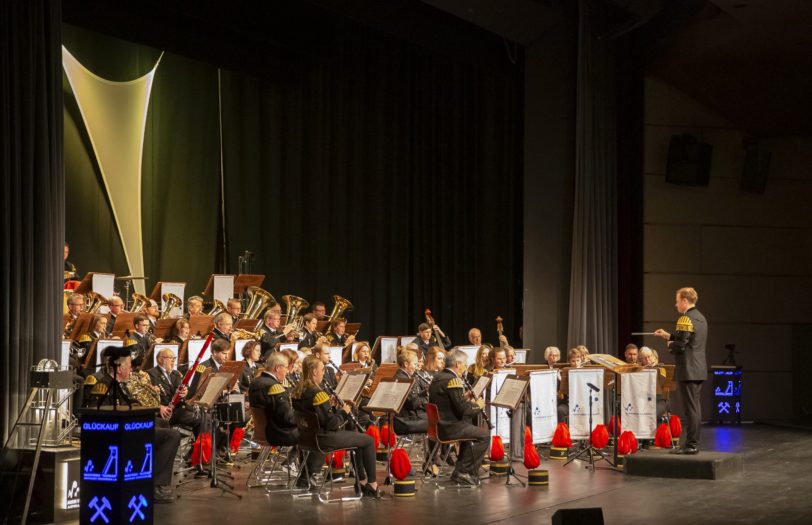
[
  {"x1": 445, "y1": 455, "x2": 456, "y2": 467},
  {"x1": 450, "y1": 472, "x2": 477, "y2": 486},
  {"x1": 154, "y1": 485, "x2": 174, "y2": 503},
  {"x1": 683, "y1": 445, "x2": 699, "y2": 455},
  {"x1": 669, "y1": 447, "x2": 686, "y2": 455},
  {"x1": 361, "y1": 483, "x2": 382, "y2": 499},
  {"x1": 294, "y1": 475, "x2": 315, "y2": 490}
]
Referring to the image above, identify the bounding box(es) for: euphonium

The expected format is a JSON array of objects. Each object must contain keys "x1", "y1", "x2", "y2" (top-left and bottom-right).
[
  {"x1": 85, "y1": 291, "x2": 108, "y2": 314},
  {"x1": 207, "y1": 299, "x2": 225, "y2": 317},
  {"x1": 327, "y1": 295, "x2": 353, "y2": 322},
  {"x1": 126, "y1": 370, "x2": 161, "y2": 408},
  {"x1": 243, "y1": 286, "x2": 276, "y2": 320},
  {"x1": 130, "y1": 292, "x2": 150, "y2": 313},
  {"x1": 282, "y1": 294, "x2": 308, "y2": 331},
  {"x1": 159, "y1": 292, "x2": 182, "y2": 320},
  {"x1": 230, "y1": 328, "x2": 262, "y2": 341}
]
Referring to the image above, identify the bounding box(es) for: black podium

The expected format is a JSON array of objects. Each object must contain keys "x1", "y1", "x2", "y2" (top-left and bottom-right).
[{"x1": 78, "y1": 407, "x2": 158, "y2": 525}]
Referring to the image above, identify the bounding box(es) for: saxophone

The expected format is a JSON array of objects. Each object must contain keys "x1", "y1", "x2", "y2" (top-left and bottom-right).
[{"x1": 127, "y1": 370, "x2": 161, "y2": 408}]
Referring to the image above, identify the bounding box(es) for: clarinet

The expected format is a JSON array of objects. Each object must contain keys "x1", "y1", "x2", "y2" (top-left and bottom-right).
[
  {"x1": 463, "y1": 373, "x2": 494, "y2": 430},
  {"x1": 413, "y1": 370, "x2": 432, "y2": 397},
  {"x1": 323, "y1": 382, "x2": 366, "y2": 433}
]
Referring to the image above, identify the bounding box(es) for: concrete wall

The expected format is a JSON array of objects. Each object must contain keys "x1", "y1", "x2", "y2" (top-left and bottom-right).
[{"x1": 641, "y1": 77, "x2": 812, "y2": 421}]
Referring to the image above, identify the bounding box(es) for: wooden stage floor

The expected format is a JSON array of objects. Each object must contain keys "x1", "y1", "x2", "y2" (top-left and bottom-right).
[{"x1": 156, "y1": 424, "x2": 812, "y2": 525}]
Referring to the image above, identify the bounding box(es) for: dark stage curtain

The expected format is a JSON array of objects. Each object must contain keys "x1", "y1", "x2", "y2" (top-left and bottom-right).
[
  {"x1": 63, "y1": 22, "x2": 524, "y2": 346},
  {"x1": 0, "y1": 0, "x2": 64, "y2": 441}
]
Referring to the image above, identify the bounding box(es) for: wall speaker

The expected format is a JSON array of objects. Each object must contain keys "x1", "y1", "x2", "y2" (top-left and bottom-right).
[
  {"x1": 665, "y1": 134, "x2": 712, "y2": 186},
  {"x1": 741, "y1": 139, "x2": 771, "y2": 194},
  {"x1": 552, "y1": 508, "x2": 605, "y2": 525}
]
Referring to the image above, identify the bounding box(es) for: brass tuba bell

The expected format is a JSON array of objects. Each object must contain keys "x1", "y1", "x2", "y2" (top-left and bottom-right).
[
  {"x1": 327, "y1": 295, "x2": 353, "y2": 322},
  {"x1": 282, "y1": 295, "x2": 309, "y2": 330},
  {"x1": 130, "y1": 292, "x2": 150, "y2": 313},
  {"x1": 160, "y1": 292, "x2": 183, "y2": 320},
  {"x1": 207, "y1": 299, "x2": 226, "y2": 317},
  {"x1": 85, "y1": 291, "x2": 109, "y2": 314},
  {"x1": 243, "y1": 286, "x2": 276, "y2": 320}
]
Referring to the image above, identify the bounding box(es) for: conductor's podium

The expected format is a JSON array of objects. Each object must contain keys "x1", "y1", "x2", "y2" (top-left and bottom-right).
[
  {"x1": 624, "y1": 449, "x2": 743, "y2": 480},
  {"x1": 78, "y1": 407, "x2": 158, "y2": 525}
]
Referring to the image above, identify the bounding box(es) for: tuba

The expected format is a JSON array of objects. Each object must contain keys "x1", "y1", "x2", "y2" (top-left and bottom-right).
[
  {"x1": 160, "y1": 292, "x2": 183, "y2": 320},
  {"x1": 230, "y1": 328, "x2": 262, "y2": 342},
  {"x1": 243, "y1": 286, "x2": 276, "y2": 320},
  {"x1": 126, "y1": 370, "x2": 161, "y2": 408},
  {"x1": 130, "y1": 293, "x2": 150, "y2": 313},
  {"x1": 282, "y1": 295, "x2": 309, "y2": 331},
  {"x1": 85, "y1": 291, "x2": 108, "y2": 314},
  {"x1": 327, "y1": 295, "x2": 353, "y2": 322},
  {"x1": 207, "y1": 299, "x2": 225, "y2": 317}
]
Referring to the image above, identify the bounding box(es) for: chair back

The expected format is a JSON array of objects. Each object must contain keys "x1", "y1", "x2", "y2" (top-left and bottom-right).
[
  {"x1": 425, "y1": 402, "x2": 440, "y2": 441},
  {"x1": 250, "y1": 406, "x2": 269, "y2": 446},
  {"x1": 294, "y1": 409, "x2": 322, "y2": 452}
]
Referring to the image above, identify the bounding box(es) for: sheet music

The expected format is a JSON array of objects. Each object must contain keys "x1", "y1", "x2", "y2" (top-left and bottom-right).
[
  {"x1": 336, "y1": 372, "x2": 369, "y2": 403},
  {"x1": 471, "y1": 375, "x2": 490, "y2": 399},
  {"x1": 233, "y1": 339, "x2": 251, "y2": 361},
  {"x1": 328, "y1": 346, "x2": 343, "y2": 366},
  {"x1": 212, "y1": 275, "x2": 235, "y2": 306},
  {"x1": 160, "y1": 282, "x2": 186, "y2": 318},
  {"x1": 456, "y1": 345, "x2": 478, "y2": 364},
  {"x1": 198, "y1": 373, "x2": 231, "y2": 407},
  {"x1": 61, "y1": 339, "x2": 72, "y2": 368},
  {"x1": 366, "y1": 381, "x2": 411, "y2": 412},
  {"x1": 399, "y1": 335, "x2": 416, "y2": 347},
  {"x1": 152, "y1": 343, "x2": 179, "y2": 367},
  {"x1": 380, "y1": 337, "x2": 398, "y2": 364},
  {"x1": 95, "y1": 339, "x2": 124, "y2": 367},
  {"x1": 513, "y1": 349, "x2": 528, "y2": 364},
  {"x1": 91, "y1": 273, "x2": 115, "y2": 314},
  {"x1": 492, "y1": 377, "x2": 527, "y2": 410},
  {"x1": 186, "y1": 338, "x2": 208, "y2": 365},
  {"x1": 490, "y1": 369, "x2": 515, "y2": 441}
]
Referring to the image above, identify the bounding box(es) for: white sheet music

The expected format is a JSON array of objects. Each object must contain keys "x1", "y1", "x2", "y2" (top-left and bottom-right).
[
  {"x1": 380, "y1": 337, "x2": 399, "y2": 364},
  {"x1": 61, "y1": 339, "x2": 72, "y2": 368},
  {"x1": 336, "y1": 372, "x2": 368, "y2": 403},
  {"x1": 367, "y1": 381, "x2": 412, "y2": 412},
  {"x1": 399, "y1": 335, "x2": 416, "y2": 347},
  {"x1": 212, "y1": 275, "x2": 235, "y2": 305},
  {"x1": 513, "y1": 349, "x2": 528, "y2": 364},
  {"x1": 91, "y1": 273, "x2": 115, "y2": 314},
  {"x1": 95, "y1": 339, "x2": 124, "y2": 367},
  {"x1": 152, "y1": 343, "x2": 180, "y2": 368},
  {"x1": 328, "y1": 346, "x2": 343, "y2": 367},
  {"x1": 233, "y1": 339, "x2": 251, "y2": 362},
  {"x1": 456, "y1": 345, "x2": 478, "y2": 364},
  {"x1": 160, "y1": 282, "x2": 186, "y2": 318},
  {"x1": 489, "y1": 369, "x2": 515, "y2": 442},
  {"x1": 186, "y1": 338, "x2": 208, "y2": 366}
]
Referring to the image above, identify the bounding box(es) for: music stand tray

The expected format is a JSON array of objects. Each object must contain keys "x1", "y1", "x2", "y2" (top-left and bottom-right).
[{"x1": 233, "y1": 274, "x2": 265, "y2": 295}]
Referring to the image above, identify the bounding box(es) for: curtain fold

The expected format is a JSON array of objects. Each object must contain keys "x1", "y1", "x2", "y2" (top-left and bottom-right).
[
  {"x1": 567, "y1": 0, "x2": 618, "y2": 352},
  {"x1": 1, "y1": 0, "x2": 64, "y2": 441}
]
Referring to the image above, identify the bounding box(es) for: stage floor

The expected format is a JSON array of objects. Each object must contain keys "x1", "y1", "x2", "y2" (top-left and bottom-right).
[{"x1": 155, "y1": 424, "x2": 812, "y2": 525}]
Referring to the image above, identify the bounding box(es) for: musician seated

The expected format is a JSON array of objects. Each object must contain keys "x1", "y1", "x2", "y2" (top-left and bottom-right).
[
  {"x1": 466, "y1": 345, "x2": 491, "y2": 384},
  {"x1": 185, "y1": 295, "x2": 204, "y2": 318},
  {"x1": 187, "y1": 338, "x2": 231, "y2": 397},
  {"x1": 106, "y1": 295, "x2": 124, "y2": 337},
  {"x1": 212, "y1": 312, "x2": 233, "y2": 341},
  {"x1": 298, "y1": 313, "x2": 325, "y2": 349},
  {"x1": 353, "y1": 342, "x2": 377, "y2": 379},
  {"x1": 63, "y1": 292, "x2": 85, "y2": 337},
  {"x1": 393, "y1": 350, "x2": 429, "y2": 435},
  {"x1": 639, "y1": 346, "x2": 668, "y2": 420},
  {"x1": 567, "y1": 347, "x2": 584, "y2": 368},
  {"x1": 239, "y1": 341, "x2": 261, "y2": 394},
  {"x1": 131, "y1": 315, "x2": 152, "y2": 368},
  {"x1": 624, "y1": 343, "x2": 639, "y2": 364},
  {"x1": 504, "y1": 346, "x2": 516, "y2": 365},
  {"x1": 280, "y1": 349, "x2": 301, "y2": 387},
  {"x1": 82, "y1": 351, "x2": 181, "y2": 503},
  {"x1": 64, "y1": 242, "x2": 79, "y2": 281},
  {"x1": 468, "y1": 327, "x2": 510, "y2": 349},
  {"x1": 487, "y1": 346, "x2": 508, "y2": 372},
  {"x1": 423, "y1": 346, "x2": 446, "y2": 378},
  {"x1": 147, "y1": 348, "x2": 202, "y2": 436},
  {"x1": 415, "y1": 322, "x2": 451, "y2": 358},
  {"x1": 545, "y1": 346, "x2": 561, "y2": 367},
  {"x1": 146, "y1": 300, "x2": 160, "y2": 330},
  {"x1": 326, "y1": 318, "x2": 355, "y2": 348},
  {"x1": 291, "y1": 356, "x2": 381, "y2": 497},
  {"x1": 248, "y1": 352, "x2": 299, "y2": 447},
  {"x1": 226, "y1": 298, "x2": 242, "y2": 323},
  {"x1": 310, "y1": 301, "x2": 328, "y2": 321},
  {"x1": 259, "y1": 310, "x2": 292, "y2": 358},
  {"x1": 167, "y1": 318, "x2": 191, "y2": 344},
  {"x1": 428, "y1": 349, "x2": 489, "y2": 486},
  {"x1": 311, "y1": 342, "x2": 338, "y2": 391}
]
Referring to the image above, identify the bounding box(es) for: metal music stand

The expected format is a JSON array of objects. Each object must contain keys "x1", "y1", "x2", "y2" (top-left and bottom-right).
[
  {"x1": 563, "y1": 382, "x2": 612, "y2": 471},
  {"x1": 491, "y1": 377, "x2": 529, "y2": 487}
]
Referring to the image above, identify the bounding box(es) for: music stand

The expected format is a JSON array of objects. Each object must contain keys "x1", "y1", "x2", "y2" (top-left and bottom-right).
[
  {"x1": 365, "y1": 378, "x2": 413, "y2": 489},
  {"x1": 152, "y1": 318, "x2": 176, "y2": 340},
  {"x1": 491, "y1": 377, "x2": 530, "y2": 487},
  {"x1": 68, "y1": 312, "x2": 94, "y2": 341},
  {"x1": 111, "y1": 312, "x2": 136, "y2": 339},
  {"x1": 188, "y1": 315, "x2": 214, "y2": 338},
  {"x1": 234, "y1": 319, "x2": 261, "y2": 332},
  {"x1": 233, "y1": 274, "x2": 264, "y2": 295}
]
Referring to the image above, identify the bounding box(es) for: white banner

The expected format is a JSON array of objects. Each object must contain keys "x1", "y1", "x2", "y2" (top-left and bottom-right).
[
  {"x1": 489, "y1": 369, "x2": 515, "y2": 443},
  {"x1": 529, "y1": 370, "x2": 558, "y2": 444},
  {"x1": 568, "y1": 368, "x2": 604, "y2": 439},
  {"x1": 620, "y1": 370, "x2": 658, "y2": 439}
]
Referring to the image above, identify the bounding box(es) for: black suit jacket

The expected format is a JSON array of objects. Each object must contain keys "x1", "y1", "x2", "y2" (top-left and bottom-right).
[
  {"x1": 260, "y1": 326, "x2": 284, "y2": 357},
  {"x1": 428, "y1": 368, "x2": 478, "y2": 439},
  {"x1": 131, "y1": 331, "x2": 151, "y2": 368},
  {"x1": 249, "y1": 373, "x2": 298, "y2": 446},
  {"x1": 147, "y1": 366, "x2": 183, "y2": 406},
  {"x1": 670, "y1": 306, "x2": 708, "y2": 382},
  {"x1": 394, "y1": 368, "x2": 427, "y2": 419},
  {"x1": 415, "y1": 333, "x2": 451, "y2": 357}
]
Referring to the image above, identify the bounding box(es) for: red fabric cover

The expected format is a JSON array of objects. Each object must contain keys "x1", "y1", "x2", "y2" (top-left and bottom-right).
[
  {"x1": 552, "y1": 422, "x2": 572, "y2": 448},
  {"x1": 191, "y1": 432, "x2": 212, "y2": 465},
  {"x1": 607, "y1": 415, "x2": 621, "y2": 436},
  {"x1": 669, "y1": 415, "x2": 682, "y2": 438},
  {"x1": 229, "y1": 427, "x2": 245, "y2": 453},
  {"x1": 366, "y1": 424, "x2": 381, "y2": 450},
  {"x1": 390, "y1": 448, "x2": 412, "y2": 480},
  {"x1": 489, "y1": 435, "x2": 505, "y2": 461},
  {"x1": 380, "y1": 424, "x2": 396, "y2": 448},
  {"x1": 654, "y1": 423, "x2": 672, "y2": 448},
  {"x1": 325, "y1": 449, "x2": 345, "y2": 468},
  {"x1": 591, "y1": 424, "x2": 609, "y2": 449},
  {"x1": 524, "y1": 425, "x2": 533, "y2": 445},
  {"x1": 523, "y1": 442, "x2": 541, "y2": 469},
  {"x1": 63, "y1": 280, "x2": 81, "y2": 290},
  {"x1": 617, "y1": 431, "x2": 639, "y2": 455}
]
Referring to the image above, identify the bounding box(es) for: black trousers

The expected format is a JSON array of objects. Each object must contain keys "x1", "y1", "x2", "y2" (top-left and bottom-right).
[
  {"x1": 154, "y1": 425, "x2": 181, "y2": 486},
  {"x1": 318, "y1": 430, "x2": 377, "y2": 484},
  {"x1": 170, "y1": 405, "x2": 202, "y2": 436},
  {"x1": 394, "y1": 413, "x2": 428, "y2": 435},
  {"x1": 678, "y1": 380, "x2": 703, "y2": 448},
  {"x1": 439, "y1": 421, "x2": 489, "y2": 476}
]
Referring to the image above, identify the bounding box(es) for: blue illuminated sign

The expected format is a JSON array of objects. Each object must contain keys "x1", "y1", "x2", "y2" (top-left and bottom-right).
[
  {"x1": 128, "y1": 494, "x2": 148, "y2": 522},
  {"x1": 124, "y1": 421, "x2": 154, "y2": 431},
  {"x1": 712, "y1": 367, "x2": 742, "y2": 423},
  {"x1": 88, "y1": 496, "x2": 112, "y2": 523},
  {"x1": 124, "y1": 444, "x2": 153, "y2": 481},
  {"x1": 83, "y1": 446, "x2": 118, "y2": 482},
  {"x1": 83, "y1": 422, "x2": 120, "y2": 432}
]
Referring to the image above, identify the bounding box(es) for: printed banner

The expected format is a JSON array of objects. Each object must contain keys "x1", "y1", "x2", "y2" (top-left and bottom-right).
[
  {"x1": 489, "y1": 370, "x2": 514, "y2": 443},
  {"x1": 620, "y1": 370, "x2": 657, "y2": 439},
  {"x1": 529, "y1": 370, "x2": 558, "y2": 443},
  {"x1": 568, "y1": 368, "x2": 604, "y2": 439}
]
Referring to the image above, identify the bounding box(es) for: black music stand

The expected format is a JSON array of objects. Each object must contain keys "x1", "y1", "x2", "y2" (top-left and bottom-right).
[
  {"x1": 563, "y1": 382, "x2": 612, "y2": 471},
  {"x1": 365, "y1": 378, "x2": 412, "y2": 491},
  {"x1": 491, "y1": 377, "x2": 529, "y2": 487}
]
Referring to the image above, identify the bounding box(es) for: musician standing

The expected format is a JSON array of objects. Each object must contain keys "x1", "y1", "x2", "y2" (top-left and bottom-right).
[
  {"x1": 64, "y1": 242, "x2": 79, "y2": 281},
  {"x1": 416, "y1": 322, "x2": 451, "y2": 357},
  {"x1": 428, "y1": 349, "x2": 488, "y2": 486},
  {"x1": 654, "y1": 287, "x2": 707, "y2": 455}
]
